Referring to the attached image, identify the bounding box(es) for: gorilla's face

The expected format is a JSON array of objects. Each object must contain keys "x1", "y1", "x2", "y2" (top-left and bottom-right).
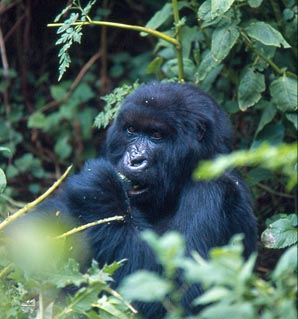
[
  {"x1": 116, "y1": 114, "x2": 171, "y2": 199},
  {"x1": 105, "y1": 82, "x2": 233, "y2": 213}
]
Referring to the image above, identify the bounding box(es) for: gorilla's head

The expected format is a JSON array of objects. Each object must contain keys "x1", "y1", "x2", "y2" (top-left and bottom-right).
[{"x1": 105, "y1": 82, "x2": 233, "y2": 215}]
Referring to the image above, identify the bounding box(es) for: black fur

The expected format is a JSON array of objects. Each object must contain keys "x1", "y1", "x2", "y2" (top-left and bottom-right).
[{"x1": 16, "y1": 82, "x2": 257, "y2": 318}]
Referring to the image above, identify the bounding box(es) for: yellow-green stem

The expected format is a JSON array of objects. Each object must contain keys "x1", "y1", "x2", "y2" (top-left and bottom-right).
[
  {"x1": 171, "y1": 0, "x2": 184, "y2": 82},
  {"x1": 0, "y1": 165, "x2": 73, "y2": 231},
  {"x1": 48, "y1": 20, "x2": 178, "y2": 46}
]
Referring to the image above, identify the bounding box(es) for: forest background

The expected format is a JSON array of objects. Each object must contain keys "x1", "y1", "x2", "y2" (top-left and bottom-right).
[{"x1": 0, "y1": 1, "x2": 297, "y2": 318}]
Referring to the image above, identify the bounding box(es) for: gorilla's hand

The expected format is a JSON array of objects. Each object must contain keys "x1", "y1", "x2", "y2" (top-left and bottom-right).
[{"x1": 63, "y1": 159, "x2": 131, "y2": 221}]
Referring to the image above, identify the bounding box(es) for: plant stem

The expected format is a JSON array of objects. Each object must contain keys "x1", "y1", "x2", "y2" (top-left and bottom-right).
[
  {"x1": 48, "y1": 20, "x2": 178, "y2": 46},
  {"x1": 54, "y1": 216, "x2": 124, "y2": 239},
  {"x1": 0, "y1": 165, "x2": 73, "y2": 231},
  {"x1": 240, "y1": 31, "x2": 297, "y2": 78},
  {"x1": 171, "y1": 0, "x2": 184, "y2": 82}
]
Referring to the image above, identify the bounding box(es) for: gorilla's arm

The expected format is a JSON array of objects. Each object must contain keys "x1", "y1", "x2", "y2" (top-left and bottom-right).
[
  {"x1": 172, "y1": 172, "x2": 257, "y2": 259},
  {"x1": 53, "y1": 159, "x2": 161, "y2": 276}
]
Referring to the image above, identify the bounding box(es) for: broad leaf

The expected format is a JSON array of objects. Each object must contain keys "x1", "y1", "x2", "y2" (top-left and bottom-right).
[
  {"x1": 211, "y1": 25, "x2": 239, "y2": 62},
  {"x1": 285, "y1": 113, "x2": 298, "y2": 129},
  {"x1": 144, "y1": 3, "x2": 172, "y2": 31},
  {"x1": 50, "y1": 84, "x2": 67, "y2": 100},
  {"x1": 238, "y1": 68, "x2": 265, "y2": 110},
  {"x1": 199, "y1": 302, "x2": 255, "y2": 319},
  {"x1": 248, "y1": 0, "x2": 263, "y2": 7},
  {"x1": 270, "y1": 76, "x2": 298, "y2": 112},
  {"x1": 273, "y1": 245, "x2": 298, "y2": 278},
  {"x1": 28, "y1": 112, "x2": 47, "y2": 129},
  {"x1": 255, "y1": 103, "x2": 277, "y2": 135},
  {"x1": 195, "y1": 287, "x2": 230, "y2": 305},
  {"x1": 54, "y1": 136, "x2": 72, "y2": 160},
  {"x1": 0, "y1": 168, "x2": 7, "y2": 193},
  {"x1": 245, "y1": 21, "x2": 291, "y2": 48},
  {"x1": 198, "y1": 50, "x2": 220, "y2": 81},
  {"x1": 120, "y1": 271, "x2": 170, "y2": 302},
  {"x1": 211, "y1": 0, "x2": 236, "y2": 18},
  {"x1": 261, "y1": 214, "x2": 298, "y2": 249}
]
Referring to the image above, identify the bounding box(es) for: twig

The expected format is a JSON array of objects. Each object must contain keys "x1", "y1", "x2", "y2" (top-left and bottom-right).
[
  {"x1": 0, "y1": 263, "x2": 13, "y2": 278},
  {"x1": 39, "y1": 51, "x2": 101, "y2": 113},
  {"x1": 240, "y1": 31, "x2": 297, "y2": 79},
  {"x1": 171, "y1": 0, "x2": 184, "y2": 82},
  {"x1": 0, "y1": 26, "x2": 11, "y2": 113},
  {"x1": 48, "y1": 20, "x2": 179, "y2": 46},
  {"x1": 257, "y1": 183, "x2": 295, "y2": 199},
  {"x1": 0, "y1": 165, "x2": 73, "y2": 231},
  {"x1": 102, "y1": 287, "x2": 138, "y2": 314},
  {"x1": 54, "y1": 216, "x2": 124, "y2": 239}
]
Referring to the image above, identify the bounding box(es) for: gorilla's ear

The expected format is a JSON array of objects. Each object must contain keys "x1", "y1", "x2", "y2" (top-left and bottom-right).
[
  {"x1": 197, "y1": 122, "x2": 206, "y2": 140},
  {"x1": 197, "y1": 120, "x2": 212, "y2": 141}
]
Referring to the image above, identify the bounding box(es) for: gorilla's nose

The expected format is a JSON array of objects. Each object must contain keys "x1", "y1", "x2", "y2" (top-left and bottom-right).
[{"x1": 130, "y1": 151, "x2": 147, "y2": 168}]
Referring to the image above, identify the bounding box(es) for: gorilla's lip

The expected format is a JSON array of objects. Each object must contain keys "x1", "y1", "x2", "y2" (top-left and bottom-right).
[
  {"x1": 118, "y1": 172, "x2": 148, "y2": 197},
  {"x1": 128, "y1": 183, "x2": 149, "y2": 197}
]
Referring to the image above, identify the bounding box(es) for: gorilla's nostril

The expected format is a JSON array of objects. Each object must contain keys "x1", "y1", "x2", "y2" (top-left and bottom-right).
[{"x1": 130, "y1": 152, "x2": 147, "y2": 167}]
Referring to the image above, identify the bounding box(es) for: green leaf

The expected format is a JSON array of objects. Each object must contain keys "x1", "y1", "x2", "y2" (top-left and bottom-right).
[
  {"x1": 248, "y1": 0, "x2": 263, "y2": 8},
  {"x1": 285, "y1": 113, "x2": 298, "y2": 129},
  {"x1": 28, "y1": 112, "x2": 47, "y2": 129},
  {"x1": 245, "y1": 21, "x2": 291, "y2": 48},
  {"x1": 193, "y1": 143, "x2": 297, "y2": 185},
  {"x1": 197, "y1": 50, "x2": 220, "y2": 81},
  {"x1": 255, "y1": 104, "x2": 277, "y2": 135},
  {"x1": 72, "y1": 82, "x2": 95, "y2": 103},
  {"x1": 270, "y1": 76, "x2": 298, "y2": 112},
  {"x1": 95, "y1": 295, "x2": 131, "y2": 319},
  {"x1": 144, "y1": 3, "x2": 172, "y2": 31},
  {"x1": 211, "y1": 25, "x2": 239, "y2": 62},
  {"x1": 273, "y1": 245, "x2": 298, "y2": 278},
  {"x1": 252, "y1": 122, "x2": 285, "y2": 148},
  {"x1": 238, "y1": 68, "x2": 265, "y2": 110},
  {"x1": 198, "y1": 0, "x2": 213, "y2": 22},
  {"x1": 71, "y1": 285, "x2": 104, "y2": 313},
  {"x1": 120, "y1": 271, "x2": 171, "y2": 302},
  {"x1": 199, "y1": 302, "x2": 255, "y2": 319},
  {"x1": 50, "y1": 259, "x2": 85, "y2": 288},
  {"x1": 246, "y1": 167, "x2": 272, "y2": 186},
  {"x1": 54, "y1": 136, "x2": 72, "y2": 160},
  {"x1": 146, "y1": 56, "x2": 164, "y2": 74},
  {"x1": 195, "y1": 287, "x2": 230, "y2": 305},
  {"x1": 0, "y1": 147, "x2": 11, "y2": 155},
  {"x1": 261, "y1": 214, "x2": 298, "y2": 249},
  {"x1": 0, "y1": 168, "x2": 7, "y2": 193},
  {"x1": 211, "y1": 0, "x2": 236, "y2": 18},
  {"x1": 50, "y1": 85, "x2": 67, "y2": 100}
]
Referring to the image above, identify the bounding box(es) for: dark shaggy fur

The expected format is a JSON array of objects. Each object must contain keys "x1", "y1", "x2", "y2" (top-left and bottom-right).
[{"x1": 12, "y1": 82, "x2": 257, "y2": 318}]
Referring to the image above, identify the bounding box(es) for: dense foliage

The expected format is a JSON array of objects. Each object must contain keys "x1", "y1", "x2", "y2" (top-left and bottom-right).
[{"x1": 0, "y1": 0, "x2": 297, "y2": 318}]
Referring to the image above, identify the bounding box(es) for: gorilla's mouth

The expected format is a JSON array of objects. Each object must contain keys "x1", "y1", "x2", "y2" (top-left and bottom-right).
[
  {"x1": 128, "y1": 183, "x2": 148, "y2": 197},
  {"x1": 118, "y1": 172, "x2": 148, "y2": 197}
]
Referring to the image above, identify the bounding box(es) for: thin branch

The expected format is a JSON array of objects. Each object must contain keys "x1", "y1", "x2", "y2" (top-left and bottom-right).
[
  {"x1": 54, "y1": 216, "x2": 124, "y2": 239},
  {"x1": 101, "y1": 287, "x2": 138, "y2": 314},
  {"x1": 0, "y1": 165, "x2": 73, "y2": 231},
  {"x1": 171, "y1": 0, "x2": 184, "y2": 82},
  {"x1": 0, "y1": 26, "x2": 11, "y2": 113},
  {"x1": 40, "y1": 51, "x2": 101, "y2": 113},
  {"x1": 48, "y1": 20, "x2": 179, "y2": 46},
  {"x1": 240, "y1": 31, "x2": 297, "y2": 79},
  {"x1": 257, "y1": 183, "x2": 295, "y2": 199}
]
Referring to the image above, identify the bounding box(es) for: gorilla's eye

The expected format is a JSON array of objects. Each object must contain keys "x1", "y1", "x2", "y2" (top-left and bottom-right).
[
  {"x1": 127, "y1": 126, "x2": 136, "y2": 134},
  {"x1": 151, "y1": 131, "x2": 163, "y2": 140}
]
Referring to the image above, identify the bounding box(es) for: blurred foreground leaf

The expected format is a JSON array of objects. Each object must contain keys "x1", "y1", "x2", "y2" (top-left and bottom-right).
[{"x1": 194, "y1": 143, "x2": 297, "y2": 189}]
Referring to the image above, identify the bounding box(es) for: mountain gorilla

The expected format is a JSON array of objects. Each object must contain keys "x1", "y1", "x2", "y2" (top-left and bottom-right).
[{"x1": 9, "y1": 82, "x2": 257, "y2": 317}]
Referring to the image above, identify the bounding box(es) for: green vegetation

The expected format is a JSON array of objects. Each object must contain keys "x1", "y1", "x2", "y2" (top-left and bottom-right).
[{"x1": 0, "y1": 0, "x2": 297, "y2": 318}]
